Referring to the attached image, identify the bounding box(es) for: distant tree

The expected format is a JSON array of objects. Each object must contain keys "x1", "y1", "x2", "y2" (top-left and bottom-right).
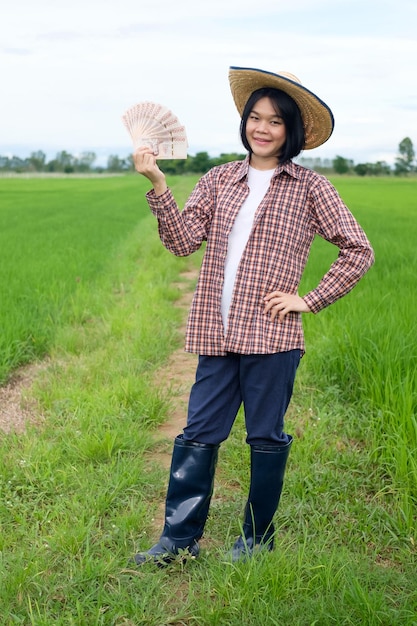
[
  {"x1": 46, "y1": 158, "x2": 58, "y2": 172},
  {"x1": 159, "y1": 159, "x2": 187, "y2": 175},
  {"x1": 107, "y1": 154, "x2": 125, "y2": 172},
  {"x1": 124, "y1": 154, "x2": 135, "y2": 172},
  {"x1": 28, "y1": 150, "x2": 46, "y2": 172},
  {"x1": 297, "y1": 156, "x2": 333, "y2": 173},
  {"x1": 354, "y1": 163, "x2": 368, "y2": 177},
  {"x1": 354, "y1": 161, "x2": 391, "y2": 176},
  {"x1": 394, "y1": 137, "x2": 415, "y2": 175},
  {"x1": 0, "y1": 155, "x2": 11, "y2": 170},
  {"x1": 8, "y1": 155, "x2": 28, "y2": 172},
  {"x1": 46, "y1": 150, "x2": 75, "y2": 173},
  {"x1": 186, "y1": 151, "x2": 211, "y2": 173},
  {"x1": 372, "y1": 161, "x2": 392, "y2": 176},
  {"x1": 332, "y1": 155, "x2": 351, "y2": 174},
  {"x1": 75, "y1": 151, "x2": 96, "y2": 172},
  {"x1": 211, "y1": 152, "x2": 246, "y2": 167}
]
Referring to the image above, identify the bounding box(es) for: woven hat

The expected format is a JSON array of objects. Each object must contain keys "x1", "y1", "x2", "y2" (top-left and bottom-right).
[{"x1": 229, "y1": 66, "x2": 334, "y2": 149}]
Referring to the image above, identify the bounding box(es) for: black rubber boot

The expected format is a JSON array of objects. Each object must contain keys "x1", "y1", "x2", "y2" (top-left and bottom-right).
[
  {"x1": 231, "y1": 435, "x2": 293, "y2": 562},
  {"x1": 133, "y1": 434, "x2": 219, "y2": 566}
]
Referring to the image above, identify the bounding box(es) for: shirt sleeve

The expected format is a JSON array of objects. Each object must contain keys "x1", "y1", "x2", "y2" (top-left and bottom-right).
[
  {"x1": 146, "y1": 174, "x2": 215, "y2": 257},
  {"x1": 302, "y1": 177, "x2": 375, "y2": 313}
]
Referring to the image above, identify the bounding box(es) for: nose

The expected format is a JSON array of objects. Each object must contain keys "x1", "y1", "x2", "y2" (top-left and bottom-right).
[{"x1": 257, "y1": 119, "x2": 269, "y2": 133}]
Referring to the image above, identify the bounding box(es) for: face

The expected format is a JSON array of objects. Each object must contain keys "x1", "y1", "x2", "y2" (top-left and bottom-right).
[{"x1": 245, "y1": 96, "x2": 287, "y2": 169}]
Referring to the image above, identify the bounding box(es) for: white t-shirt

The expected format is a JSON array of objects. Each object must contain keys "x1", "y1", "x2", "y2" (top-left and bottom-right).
[{"x1": 221, "y1": 166, "x2": 275, "y2": 330}]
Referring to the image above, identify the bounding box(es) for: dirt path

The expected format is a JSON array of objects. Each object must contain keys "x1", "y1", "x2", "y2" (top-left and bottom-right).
[
  {"x1": 0, "y1": 362, "x2": 47, "y2": 434},
  {"x1": 0, "y1": 271, "x2": 198, "y2": 443},
  {"x1": 149, "y1": 269, "x2": 198, "y2": 467},
  {"x1": 0, "y1": 270, "x2": 199, "y2": 540}
]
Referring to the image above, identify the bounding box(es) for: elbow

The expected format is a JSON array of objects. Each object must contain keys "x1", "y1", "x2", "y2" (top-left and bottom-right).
[
  {"x1": 356, "y1": 247, "x2": 374, "y2": 279},
  {"x1": 365, "y1": 244, "x2": 375, "y2": 271},
  {"x1": 163, "y1": 241, "x2": 201, "y2": 257},
  {"x1": 173, "y1": 249, "x2": 194, "y2": 258},
  {"x1": 353, "y1": 241, "x2": 375, "y2": 275}
]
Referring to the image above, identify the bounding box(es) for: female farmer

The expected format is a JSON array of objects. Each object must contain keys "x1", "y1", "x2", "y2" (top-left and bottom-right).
[{"x1": 132, "y1": 66, "x2": 374, "y2": 564}]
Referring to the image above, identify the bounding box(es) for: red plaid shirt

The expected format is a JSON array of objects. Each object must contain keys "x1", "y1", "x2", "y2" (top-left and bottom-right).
[{"x1": 146, "y1": 158, "x2": 374, "y2": 356}]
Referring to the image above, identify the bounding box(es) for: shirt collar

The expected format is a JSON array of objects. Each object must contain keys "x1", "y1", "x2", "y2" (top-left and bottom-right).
[{"x1": 232, "y1": 156, "x2": 301, "y2": 183}]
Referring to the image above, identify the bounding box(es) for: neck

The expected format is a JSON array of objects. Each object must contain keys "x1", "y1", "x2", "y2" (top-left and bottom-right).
[{"x1": 249, "y1": 154, "x2": 279, "y2": 171}]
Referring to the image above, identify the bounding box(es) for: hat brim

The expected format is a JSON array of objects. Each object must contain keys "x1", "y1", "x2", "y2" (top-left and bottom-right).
[{"x1": 229, "y1": 66, "x2": 334, "y2": 150}]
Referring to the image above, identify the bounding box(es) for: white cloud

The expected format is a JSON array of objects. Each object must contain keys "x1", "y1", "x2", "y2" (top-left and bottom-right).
[{"x1": 1, "y1": 0, "x2": 416, "y2": 165}]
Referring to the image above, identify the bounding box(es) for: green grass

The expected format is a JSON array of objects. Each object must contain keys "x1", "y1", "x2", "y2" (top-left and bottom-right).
[
  {"x1": 0, "y1": 176, "x2": 140, "y2": 380},
  {"x1": 0, "y1": 174, "x2": 416, "y2": 625},
  {"x1": 299, "y1": 176, "x2": 417, "y2": 521},
  {"x1": 0, "y1": 175, "x2": 199, "y2": 383}
]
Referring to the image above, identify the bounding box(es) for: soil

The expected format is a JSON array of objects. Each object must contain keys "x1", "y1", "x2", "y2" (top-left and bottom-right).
[
  {"x1": 148, "y1": 270, "x2": 198, "y2": 468},
  {"x1": 0, "y1": 362, "x2": 47, "y2": 434}
]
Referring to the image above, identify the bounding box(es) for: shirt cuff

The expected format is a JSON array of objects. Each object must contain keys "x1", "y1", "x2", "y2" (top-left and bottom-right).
[
  {"x1": 302, "y1": 291, "x2": 328, "y2": 315},
  {"x1": 146, "y1": 187, "x2": 173, "y2": 215}
]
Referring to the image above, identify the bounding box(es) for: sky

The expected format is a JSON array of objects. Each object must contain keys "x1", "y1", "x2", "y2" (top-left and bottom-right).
[{"x1": 1, "y1": 0, "x2": 416, "y2": 167}]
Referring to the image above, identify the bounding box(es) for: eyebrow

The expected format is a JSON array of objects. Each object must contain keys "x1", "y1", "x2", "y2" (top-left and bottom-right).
[{"x1": 250, "y1": 108, "x2": 283, "y2": 119}]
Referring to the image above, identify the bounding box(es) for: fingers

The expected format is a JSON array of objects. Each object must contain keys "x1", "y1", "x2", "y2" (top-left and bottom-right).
[
  {"x1": 263, "y1": 291, "x2": 286, "y2": 312},
  {"x1": 263, "y1": 292, "x2": 288, "y2": 321},
  {"x1": 263, "y1": 289, "x2": 285, "y2": 302},
  {"x1": 133, "y1": 146, "x2": 158, "y2": 174},
  {"x1": 263, "y1": 291, "x2": 308, "y2": 321}
]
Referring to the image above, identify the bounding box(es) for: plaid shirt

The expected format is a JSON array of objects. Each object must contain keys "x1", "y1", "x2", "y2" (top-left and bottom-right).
[{"x1": 146, "y1": 157, "x2": 374, "y2": 356}]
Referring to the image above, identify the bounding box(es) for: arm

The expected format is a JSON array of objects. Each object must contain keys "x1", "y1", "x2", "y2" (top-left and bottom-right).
[
  {"x1": 302, "y1": 179, "x2": 374, "y2": 313},
  {"x1": 133, "y1": 146, "x2": 167, "y2": 196},
  {"x1": 264, "y1": 177, "x2": 374, "y2": 321},
  {"x1": 133, "y1": 147, "x2": 214, "y2": 257}
]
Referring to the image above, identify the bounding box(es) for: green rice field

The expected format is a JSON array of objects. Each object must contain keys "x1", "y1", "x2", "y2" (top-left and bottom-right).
[
  {"x1": 0, "y1": 176, "x2": 155, "y2": 381},
  {"x1": 0, "y1": 173, "x2": 416, "y2": 624}
]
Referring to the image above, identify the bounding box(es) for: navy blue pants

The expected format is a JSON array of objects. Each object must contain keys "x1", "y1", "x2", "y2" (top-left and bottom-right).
[{"x1": 183, "y1": 350, "x2": 301, "y2": 446}]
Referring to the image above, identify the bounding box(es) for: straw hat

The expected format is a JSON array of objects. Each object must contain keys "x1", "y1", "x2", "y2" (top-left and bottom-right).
[{"x1": 229, "y1": 66, "x2": 334, "y2": 149}]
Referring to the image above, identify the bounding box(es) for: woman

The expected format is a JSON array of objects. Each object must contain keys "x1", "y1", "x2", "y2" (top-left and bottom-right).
[{"x1": 132, "y1": 66, "x2": 374, "y2": 565}]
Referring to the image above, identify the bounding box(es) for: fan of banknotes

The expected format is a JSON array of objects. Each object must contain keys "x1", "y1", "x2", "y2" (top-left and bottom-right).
[{"x1": 122, "y1": 101, "x2": 188, "y2": 159}]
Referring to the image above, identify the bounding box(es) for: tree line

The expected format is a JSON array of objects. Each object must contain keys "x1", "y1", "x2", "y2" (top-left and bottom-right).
[
  {"x1": 0, "y1": 137, "x2": 415, "y2": 176},
  {"x1": 0, "y1": 150, "x2": 247, "y2": 175},
  {"x1": 329, "y1": 137, "x2": 416, "y2": 176}
]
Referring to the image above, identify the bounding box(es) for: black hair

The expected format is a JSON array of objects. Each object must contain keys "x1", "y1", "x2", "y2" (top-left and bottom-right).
[{"x1": 239, "y1": 87, "x2": 305, "y2": 164}]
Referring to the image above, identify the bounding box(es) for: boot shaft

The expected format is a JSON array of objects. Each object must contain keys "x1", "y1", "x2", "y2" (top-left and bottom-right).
[
  {"x1": 243, "y1": 435, "x2": 293, "y2": 543},
  {"x1": 162, "y1": 435, "x2": 219, "y2": 547}
]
